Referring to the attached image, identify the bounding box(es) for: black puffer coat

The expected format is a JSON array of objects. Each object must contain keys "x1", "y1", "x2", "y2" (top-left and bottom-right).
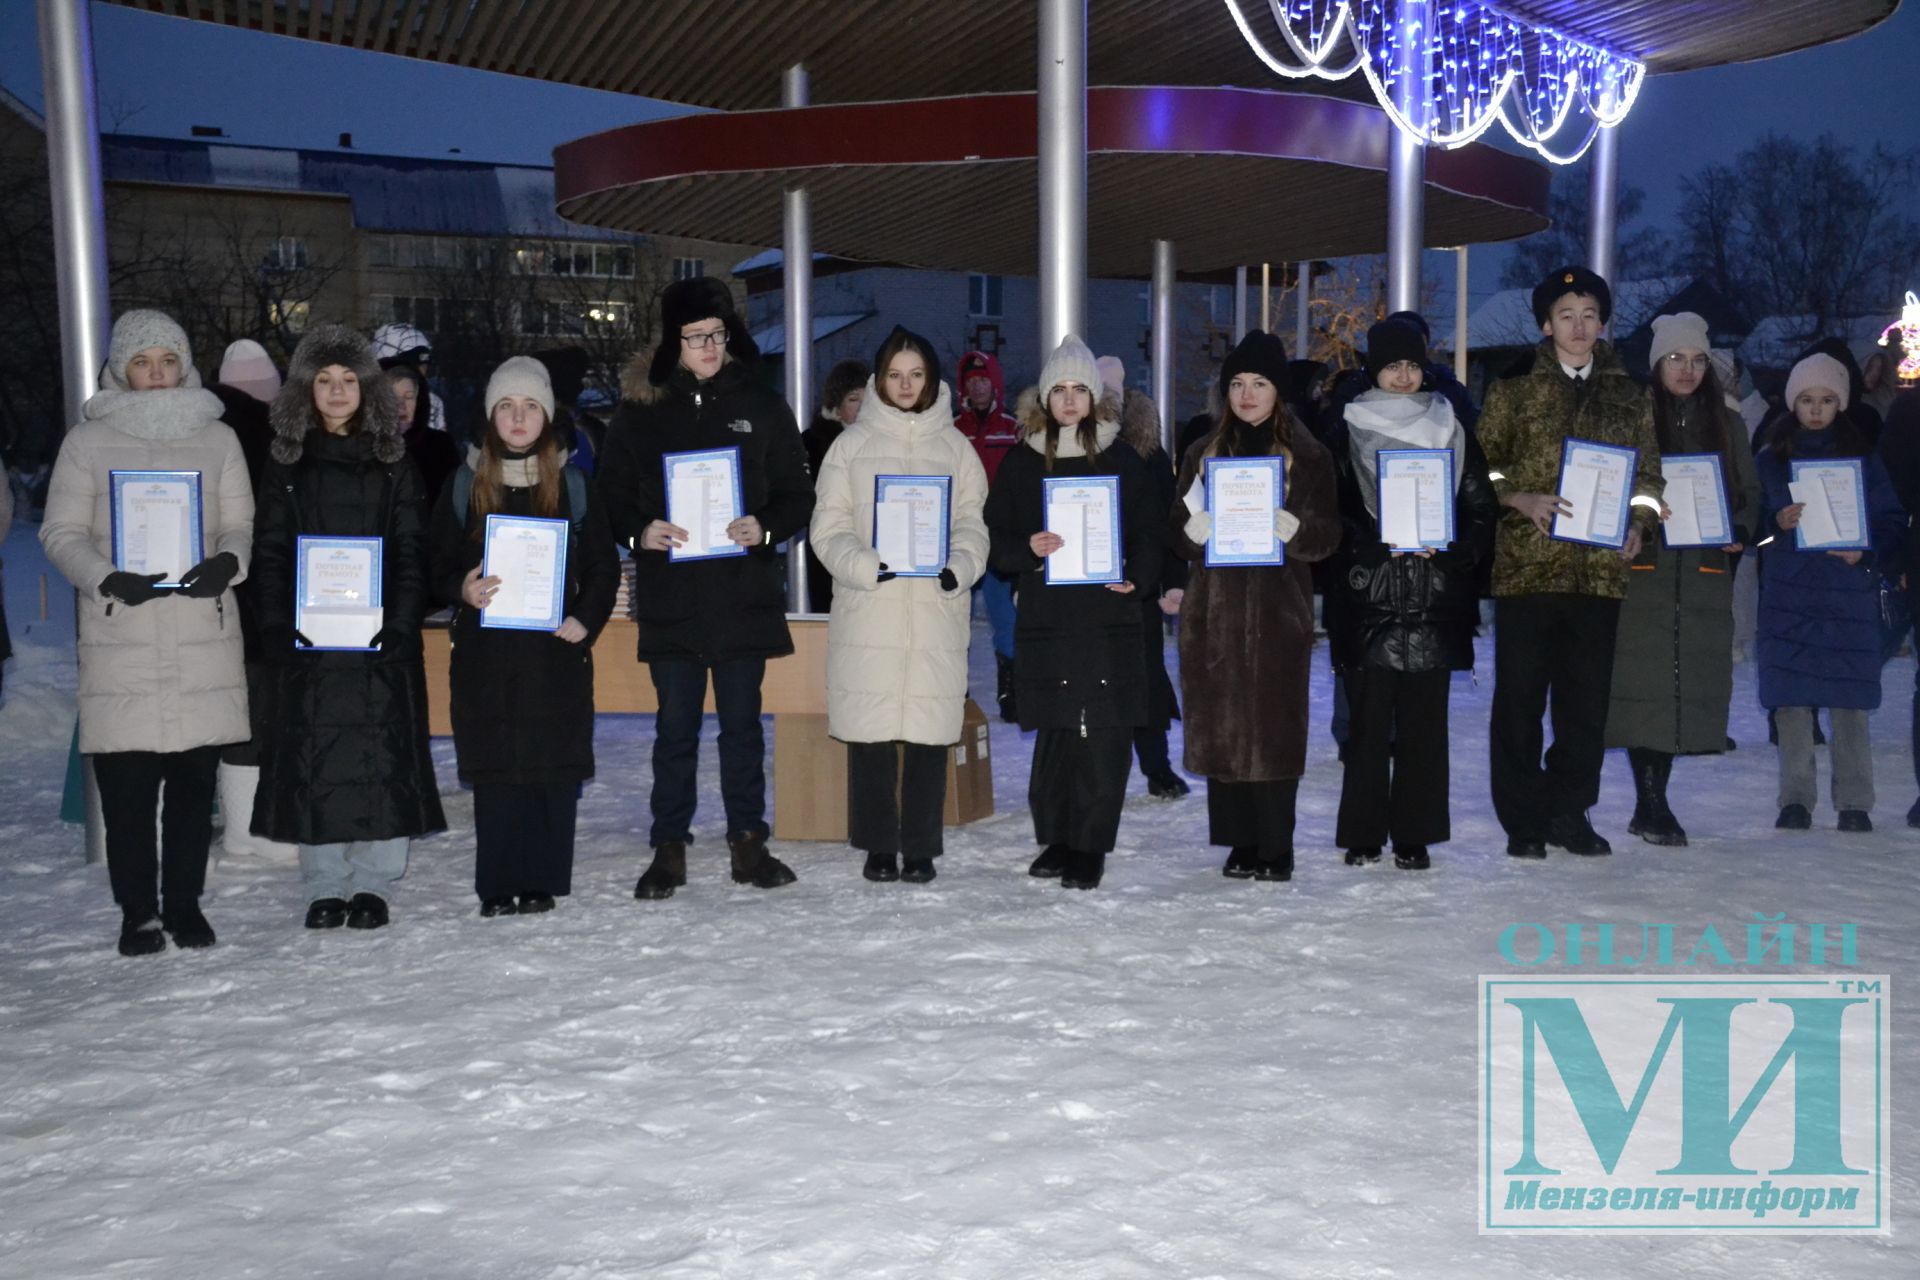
[
  {"x1": 1322, "y1": 418, "x2": 1499, "y2": 674},
  {"x1": 250, "y1": 429, "x2": 446, "y2": 844},
  {"x1": 984, "y1": 416, "x2": 1162, "y2": 732},
  {"x1": 598, "y1": 355, "x2": 815, "y2": 662},
  {"x1": 429, "y1": 463, "x2": 620, "y2": 786}
]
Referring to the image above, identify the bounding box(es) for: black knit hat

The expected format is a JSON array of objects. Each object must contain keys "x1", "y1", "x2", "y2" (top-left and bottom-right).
[
  {"x1": 1218, "y1": 330, "x2": 1291, "y2": 401},
  {"x1": 1365, "y1": 319, "x2": 1428, "y2": 382},
  {"x1": 1531, "y1": 265, "x2": 1613, "y2": 326},
  {"x1": 648, "y1": 275, "x2": 758, "y2": 386}
]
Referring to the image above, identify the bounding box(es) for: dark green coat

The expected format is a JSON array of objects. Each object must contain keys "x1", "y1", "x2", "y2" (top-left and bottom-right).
[
  {"x1": 1604, "y1": 395, "x2": 1761, "y2": 752},
  {"x1": 1478, "y1": 341, "x2": 1663, "y2": 600}
]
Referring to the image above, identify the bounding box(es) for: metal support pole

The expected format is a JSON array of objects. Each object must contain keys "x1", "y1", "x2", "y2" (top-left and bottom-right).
[
  {"x1": 1260, "y1": 263, "x2": 1271, "y2": 332},
  {"x1": 1587, "y1": 122, "x2": 1620, "y2": 291},
  {"x1": 1454, "y1": 245, "x2": 1470, "y2": 384},
  {"x1": 1232, "y1": 265, "x2": 1248, "y2": 343},
  {"x1": 781, "y1": 64, "x2": 813, "y2": 613},
  {"x1": 1038, "y1": 0, "x2": 1088, "y2": 361},
  {"x1": 1150, "y1": 239, "x2": 1176, "y2": 452},
  {"x1": 1294, "y1": 261, "x2": 1311, "y2": 357},
  {"x1": 1385, "y1": 128, "x2": 1425, "y2": 315},
  {"x1": 38, "y1": 0, "x2": 112, "y2": 864}
]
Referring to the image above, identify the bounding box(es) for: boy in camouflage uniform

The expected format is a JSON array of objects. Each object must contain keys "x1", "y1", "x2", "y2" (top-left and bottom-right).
[{"x1": 1480, "y1": 267, "x2": 1664, "y2": 859}]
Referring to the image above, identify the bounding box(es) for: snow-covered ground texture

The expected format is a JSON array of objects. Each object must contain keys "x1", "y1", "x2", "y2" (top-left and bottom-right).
[{"x1": 1, "y1": 520, "x2": 1915, "y2": 1279}]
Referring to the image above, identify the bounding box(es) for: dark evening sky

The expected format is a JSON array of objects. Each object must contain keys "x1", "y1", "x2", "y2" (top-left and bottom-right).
[{"x1": 2, "y1": 2, "x2": 1915, "y2": 302}]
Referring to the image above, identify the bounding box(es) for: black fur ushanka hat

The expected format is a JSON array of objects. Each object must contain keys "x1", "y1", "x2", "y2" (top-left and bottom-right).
[{"x1": 647, "y1": 276, "x2": 759, "y2": 387}]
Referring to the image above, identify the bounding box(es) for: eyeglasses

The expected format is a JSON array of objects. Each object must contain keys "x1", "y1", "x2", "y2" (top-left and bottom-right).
[
  {"x1": 681, "y1": 329, "x2": 727, "y2": 349},
  {"x1": 1660, "y1": 353, "x2": 1710, "y2": 372}
]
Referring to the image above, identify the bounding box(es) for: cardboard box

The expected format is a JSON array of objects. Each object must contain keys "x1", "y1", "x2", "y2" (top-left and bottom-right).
[{"x1": 774, "y1": 700, "x2": 997, "y2": 842}]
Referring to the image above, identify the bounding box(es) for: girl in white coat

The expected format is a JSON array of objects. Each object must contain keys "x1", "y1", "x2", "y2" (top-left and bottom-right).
[{"x1": 810, "y1": 327, "x2": 989, "y2": 882}]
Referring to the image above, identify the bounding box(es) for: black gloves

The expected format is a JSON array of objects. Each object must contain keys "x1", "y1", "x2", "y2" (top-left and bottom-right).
[
  {"x1": 179, "y1": 552, "x2": 240, "y2": 599},
  {"x1": 876, "y1": 563, "x2": 897, "y2": 584},
  {"x1": 938, "y1": 568, "x2": 959, "y2": 592},
  {"x1": 101, "y1": 571, "x2": 167, "y2": 606}
]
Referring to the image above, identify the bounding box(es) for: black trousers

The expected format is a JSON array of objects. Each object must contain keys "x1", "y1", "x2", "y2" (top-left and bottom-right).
[
  {"x1": 1206, "y1": 778, "x2": 1299, "y2": 857},
  {"x1": 473, "y1": 781, "x2": 580, "y2": 899},
  {"x1": 1337, "y1": 667, "x2": 1452, "y2": 850},
  {"x1": 648, "y1": 657, "x2": 768, "y2": 846},
  {"x1": 1030, "y1": 726, "x2": 1132, "y2": 854},
  {"x1": 846, "y1": 741, "x2": 947, "y2": 859},
  {"x1": 1490, "y1": 594, "x2": 1622, "y2": 840},
  {"x1": 92, "y1": 745, "x2": 221, "y2": 915}
]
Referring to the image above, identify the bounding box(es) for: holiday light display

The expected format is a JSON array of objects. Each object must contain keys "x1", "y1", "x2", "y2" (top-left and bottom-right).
[
  {"x1": 1224, "y1": 0, "x2": 1644, "y2": 164},
  {"x1": 1880, "y1": 291, "x2": 1920, "y2": 386}
]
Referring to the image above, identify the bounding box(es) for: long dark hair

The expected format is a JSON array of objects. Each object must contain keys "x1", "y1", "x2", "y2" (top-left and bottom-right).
[
  {"x1": 1040, "y1": 387, "x2": 1104, "y2": 472},
  {"x1": 1762, "y1": 398, "x2": 1869, "y2": 462},
  {"x1": 468, "y1": 407, "x2": 565, "y2": 538},
  {"x1": 1652, "y1": 365, "x2": 1748, "y2": 513},
  {"x1": 1201, "y1": 398, "x2": 1296, "y2": 465}
]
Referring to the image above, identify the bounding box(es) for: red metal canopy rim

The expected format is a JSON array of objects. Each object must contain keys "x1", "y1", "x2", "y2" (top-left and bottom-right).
[{"x1": 553, "y1": 87, "x2": 1550, "y2": 220}]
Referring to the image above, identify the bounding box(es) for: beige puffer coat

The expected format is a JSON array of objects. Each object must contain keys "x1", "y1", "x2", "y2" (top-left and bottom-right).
[
  {"x1": 40, "y1": 368, "x2": 253, "y2": 754},
  {"x1": 810, "y1": 380, "x2": 989, "y2": 746}
]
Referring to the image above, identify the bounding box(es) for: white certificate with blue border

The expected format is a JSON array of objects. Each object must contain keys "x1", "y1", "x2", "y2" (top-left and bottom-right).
[
  {"x1": 1659, "y1": 453, "x2": 1734, "y2": 549},
  {"x1": 1203, "y1": 455, "x2": 1286, "y2": 567},
  {"x1": 1376, "y1": 449, "x2": 1455, "y2": 551},
  {"x1": 110, "y1": 469, "x2": 203, "y2": 587},
  {"x1": 295, "y1": 535, "x2": 383, "y2": 650},
  {"x1": 872, "y1": 474, "x2": 951, "y2": 577},
  {"x1": 1550, "y1": 437, "x2": 1637, "y2": 549},
  {"x1": 1789, "y1": 458, "x2": 1869, "y2": 551},
  {"x1": 1042, "y1": 475, "x2": 1122, "y2": 584},
  {"x1": 481, "y1": 514, "x2": 569, "y2": 630},
  {"x1": 663, "y1": 446, "x2": 746, "y2": 561}
]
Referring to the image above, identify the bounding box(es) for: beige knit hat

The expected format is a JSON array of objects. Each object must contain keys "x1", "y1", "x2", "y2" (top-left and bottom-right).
[
  {"x1": 484, "y1": 355, "x2": 555, "y2": 421},
  {"x1": 1039, "y1": 335, "x2": 1099, "y2": 399},
  {"x1": 1648, "y1": 312, "x2": 1711, "y2": 370},
  {"x1": 219, "y1": 338, "x2": 282, "y2": 403},
  {"x1": 1785, "y1": 353, "x2": 1851, "y2": 411}
]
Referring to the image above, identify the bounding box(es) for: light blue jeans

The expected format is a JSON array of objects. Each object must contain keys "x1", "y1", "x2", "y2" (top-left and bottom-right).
[{"x1": 299, "y1": 837, "x2": 410, "y2": 902}]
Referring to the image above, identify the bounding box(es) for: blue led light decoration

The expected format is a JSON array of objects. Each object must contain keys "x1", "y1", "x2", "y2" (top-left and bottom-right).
[{"x1": 1224, "y1": 0, "x2": 1645, "y2": 164}]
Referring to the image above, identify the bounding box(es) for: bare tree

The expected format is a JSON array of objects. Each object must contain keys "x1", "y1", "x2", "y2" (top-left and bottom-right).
[
  {"x1": 1676, "y1": 133, "x2": 1920, "y2": 334},
  {"x1": 1500, "y1": 169, "x2": 1672, "y2": 289}
]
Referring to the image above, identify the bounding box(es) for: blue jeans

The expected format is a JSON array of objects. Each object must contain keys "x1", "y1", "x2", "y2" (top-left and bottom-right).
[
  {"x1": 648, "y1": 657, "x2": 769, "y2": 846},
  {"x1": 300, "y1": 837, "x2": 409, "y2": 902},
  {"x1": 975, "y1": 569, "x2": 1017, "y2": 660}
]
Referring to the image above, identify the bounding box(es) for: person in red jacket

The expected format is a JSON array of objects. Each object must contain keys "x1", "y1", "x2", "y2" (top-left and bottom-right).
[{"x1": 956, "y1": 350, "x2": 1023, "y2": 718}]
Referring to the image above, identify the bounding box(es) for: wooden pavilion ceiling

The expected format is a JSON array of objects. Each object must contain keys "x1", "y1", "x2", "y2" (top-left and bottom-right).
[{"x1": 103, "y1": 1, "x2": 1900, "y2": 108}]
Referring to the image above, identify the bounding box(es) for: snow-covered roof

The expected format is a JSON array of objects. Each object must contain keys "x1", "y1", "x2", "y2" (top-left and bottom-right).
[
  {"x1": 750, "y1": 311, "x2": 875, "y2": 355},
  {"x1": 1737, "y1": 314, "x2": 1891, "y2": 371},
  {"x1": 1433, "y1": 275, "x2": 1690, "y2": 353}
]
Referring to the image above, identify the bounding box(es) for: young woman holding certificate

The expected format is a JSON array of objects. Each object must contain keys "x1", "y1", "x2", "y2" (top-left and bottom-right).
[
  {"x1": 985, "y1": 336, "x2": 1161, "y2": 890},
  {"x1": 809, "y1": 327, "x2": 988, "y2": 884},
  {"x1": 1168, "y1": 331, "x2": 1340, "y2": 883},
  {"x1": 41, "y1": 310, "x2": 253, "y2": 956},
  {"x1": 1323, "y1": 320, "x2": 1498, "y2": 871},
  {"x1": 1755, "y1": 353, "x2": 1905, "y2": 833},
  {"x1": 430, "y1": 358, "x2": 618, "y2": 917},
  {"x1": 250, "y1": 325, "x2": 445, "y2": 931},
  {"x1": 1603, "y1": 313, "x2": 1761, "y2": 847},
  {"x1": 598, "y1": 277, "x2": 816, "y2": 896}
]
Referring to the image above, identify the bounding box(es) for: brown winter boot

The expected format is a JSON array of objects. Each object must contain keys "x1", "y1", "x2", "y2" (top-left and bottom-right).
[
  {"x1": 728, "y1": 831, "x2": 796, "y2": 889},
  {"x1": 634, "y1": 841, "x2": 687, "y2": 900}
]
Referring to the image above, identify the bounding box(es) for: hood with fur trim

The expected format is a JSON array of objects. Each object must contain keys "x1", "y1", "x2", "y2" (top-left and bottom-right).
[
  {"x1": 270, "y1": 324, "x2": 406, "y2": 465},
  {"x1": 1015, "y1": 384, "x2": 1124, "y2": 458},
  {"x1": 1117, "y1": 387, "x2": 1160, "y2": 459}
]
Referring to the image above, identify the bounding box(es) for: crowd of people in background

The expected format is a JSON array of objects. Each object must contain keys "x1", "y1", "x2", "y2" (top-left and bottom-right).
[{"x1": 17, "y1": 259, "x2": 1920, "y2": 956}]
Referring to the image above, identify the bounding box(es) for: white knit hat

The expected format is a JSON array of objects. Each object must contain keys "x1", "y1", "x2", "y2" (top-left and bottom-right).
[
  {"x1": 484, "y1": 355, "x2": 555, "y2": 421},
  {"x1": 1039, "y1": 335, "x2": 1099, "y2": 400},
  {"x1": 1648, "y1": 312, "x2": 1711, "y2": 370},
  {"x1": 1784, "y1": 353, "x2": 1851, "y2": 411},
  {"x1": 105, "y1": 309, "x2": 194, "y2": 387},
  {"x1": 219, "y1": 338, "x2": 282, "y2": 403},
  {"x1": 1095, "y1": 354, "x2": 1126, "y2": 399}
]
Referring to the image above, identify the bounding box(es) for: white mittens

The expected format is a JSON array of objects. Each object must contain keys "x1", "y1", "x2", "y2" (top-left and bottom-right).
[
  {"x1": 1183, "y1": 510, "x2": 1213, "y2": 546},
  {"x1": 1274, "y1": 507, "x2": 1300, "y2": 543}
]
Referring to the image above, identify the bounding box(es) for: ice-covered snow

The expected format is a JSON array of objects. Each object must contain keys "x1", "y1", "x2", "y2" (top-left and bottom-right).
[{"x1": 1, "y1": 518, "x2": 1914, "y2": 1278}]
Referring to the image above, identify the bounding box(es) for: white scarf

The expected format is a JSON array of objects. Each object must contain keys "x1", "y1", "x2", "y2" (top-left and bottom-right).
[{"x1": 1343, "y1": 390, "x2": 1464, "y2": 518}]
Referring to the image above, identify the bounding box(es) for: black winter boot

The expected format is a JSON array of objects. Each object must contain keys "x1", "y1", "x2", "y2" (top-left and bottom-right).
[
  {"x1": 1546, "y1": 812, "x2": 1612, "y2": 856},
  {"x1": 729, "y1": 831, "x2": 797, "y2": 889},
  {"x1": 161, "y1": 901, "x2": 217, "y2": 949},
  {"x1": 1253, "y1": 849, "x2": 1294, "y2": 882},
  {"x1": 1625, "y1": 748, "x2": 1687, "y2": 847},
  {"x1": 634, "y1": 841, "x2": 687, "y2": 899},
  {"x1": 995, "y1": 654, "x2": 1018, "y2": 723},
  {"x1": 862, "y1": 852, "x2": 900, "y2": 882},
  {"x1": 1060, "y1": 850, "x2": 1105, "y2": 889},
  {"x1": 118, "y1": 910, "x2": 166, "y2": 957},
  {"x1": 1029, "y1": 845, "x2": 1070, "y2": 877},
  {"x1": 1222, "y1": 847, "x2": 1258, "y2": 878}
]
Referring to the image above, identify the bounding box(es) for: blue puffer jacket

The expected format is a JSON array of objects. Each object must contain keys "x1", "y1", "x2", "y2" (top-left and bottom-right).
[{"x1": 1755, "y1": 427, "x2": 1905, "y2": 710}]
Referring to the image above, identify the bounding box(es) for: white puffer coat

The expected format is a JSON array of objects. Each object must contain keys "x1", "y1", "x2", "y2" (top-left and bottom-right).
[
  {"x1": 810, "y1": 381, "x2": 989, "y2": 746},
  {"x1": 40, "y1": 369, "x2": 253, "y2": 754}
]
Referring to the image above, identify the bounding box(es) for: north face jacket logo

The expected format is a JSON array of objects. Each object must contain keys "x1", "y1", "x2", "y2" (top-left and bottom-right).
[{"x1": 728, "y1": 419, "x2": 753, "y2": 433}]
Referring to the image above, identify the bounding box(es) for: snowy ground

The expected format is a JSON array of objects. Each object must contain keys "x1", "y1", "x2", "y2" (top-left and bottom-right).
[{"x1": 1, "y1": 520, "x2": 1914, "y2": 1279}]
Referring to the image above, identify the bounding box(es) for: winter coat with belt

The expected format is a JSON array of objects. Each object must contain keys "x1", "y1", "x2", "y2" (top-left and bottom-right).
[
  {"x1": 249, "y1": 429, "x2": 445, "y2": 844},
  {"x1": 1322, "y1": 400, "x2": 1499, "y2": 675},
  {"x1": 1753, "y1": 426, "x2": 1905, "y2": 712},
  {"x1": 1170, "y1": 417, "x2": 1341, "y2": 782},
  {"x1": 1478, "y1": 339, "x2": 1664, "y2": 599},
  {"x1": 810, "y1": 381, "x2": 989, "y2": 746},
  {"x1": 429, "y1": 452, "x2": 620, "y2": 786},
  {"x1": 984, "y1": 393, "x2": 1163, "y2": 732},
  {"x1": 1604, "y1": 394, "x2": 1763, "y2": 752},
  {"x1": 40, "y1": 373, "x2": 253, "y2": 755},
  {"x1": 597, "y1": 353, "x2": 815, "y2": 663}
]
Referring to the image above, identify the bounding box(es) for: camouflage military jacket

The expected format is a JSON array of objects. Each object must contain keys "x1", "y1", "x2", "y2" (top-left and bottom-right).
[{"x1": 1479, "y1": 340, "x2": 1664, "y2": 600}]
